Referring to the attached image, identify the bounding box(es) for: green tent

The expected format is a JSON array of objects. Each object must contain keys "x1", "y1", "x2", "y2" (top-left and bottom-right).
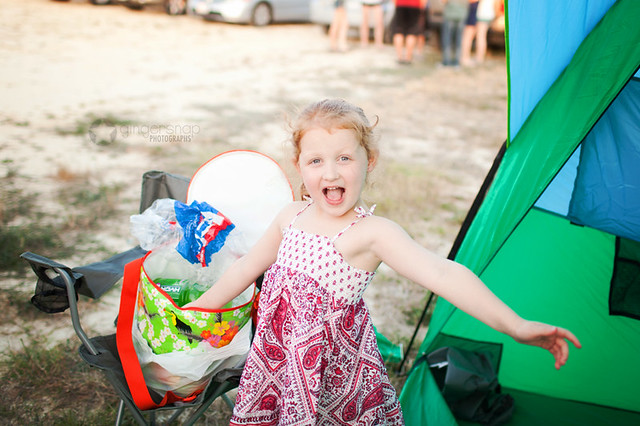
[{"x1": 399, "y1": 0, "x2": 640, "y2": 424}]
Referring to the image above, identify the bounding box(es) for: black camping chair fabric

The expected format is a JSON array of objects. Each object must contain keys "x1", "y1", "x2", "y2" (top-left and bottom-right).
[{"x1": 20, "y1": 170, "x2": 244, "y2": 425}]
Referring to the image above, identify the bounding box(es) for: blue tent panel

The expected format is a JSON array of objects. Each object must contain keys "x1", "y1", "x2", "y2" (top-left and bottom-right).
[
  {"x1": 534, "y1": 146, "x2": 580, "y2": 217},
  {"x1": 568, "y1": 78, "x2": 640, "y2": 242},
  {"x1": 508, "y1": 0, "x2": 617, "y2": 140}
]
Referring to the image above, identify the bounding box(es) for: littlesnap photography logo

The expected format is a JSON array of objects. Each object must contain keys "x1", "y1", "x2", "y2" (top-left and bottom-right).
[{"x1": 87, "y1": 119, "x2": 200, "y2": 145}]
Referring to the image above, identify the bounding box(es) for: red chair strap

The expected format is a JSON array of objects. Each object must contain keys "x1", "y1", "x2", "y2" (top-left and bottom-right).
[{"x1": 116, "y1": 257, "x2": 188, "y2": 409}]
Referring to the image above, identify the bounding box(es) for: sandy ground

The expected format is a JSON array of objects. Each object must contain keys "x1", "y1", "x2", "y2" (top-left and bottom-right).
[{"x1": 0, "y1": 0, "x2": 507, "y2": 363}]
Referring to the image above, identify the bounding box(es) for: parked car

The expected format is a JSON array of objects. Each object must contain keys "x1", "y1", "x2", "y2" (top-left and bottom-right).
[
  {"x1": 118, "y1": 0, "x2": 187, "y2": 15},
  {"x1": 187, "y1": 0, "x2": 310, "y2": 26},
  {"x1": 52, "y1": 0, "x2": 113, "y2": 4}
]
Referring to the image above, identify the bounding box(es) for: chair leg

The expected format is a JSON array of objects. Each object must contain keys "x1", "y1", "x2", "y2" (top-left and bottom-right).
[
  {"x1": 166, "y1": 409, "x2": 184, "y2": 424},
  {"x1": 182, "y1": 381, "x2": 234, "y2": 426},
  {"x1": 105, "y1": 372, "x2": 148, "y2": 426},
  {"x1": 222, "y1": 393, "x2": 234, "y2": 411},
  {"x1": 115, "y1": 400, "x2": 125, "y2": 425}
]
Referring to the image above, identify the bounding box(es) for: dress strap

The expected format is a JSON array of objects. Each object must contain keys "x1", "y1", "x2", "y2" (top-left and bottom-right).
[
  {"x1": 331, "y1": 204, "x2": 376, "y2": 243},
  {"x1": 289, "y1": 200, "x2": 313, "y2": 228}
]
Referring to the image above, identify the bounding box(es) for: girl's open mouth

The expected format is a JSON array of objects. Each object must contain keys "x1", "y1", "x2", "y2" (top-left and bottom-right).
[{"x1": 323, "y1": 186, "x2": 345, "y2": 204}]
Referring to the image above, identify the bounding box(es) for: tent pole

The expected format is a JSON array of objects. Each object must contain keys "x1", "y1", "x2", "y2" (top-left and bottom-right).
[
  {"x1": 396, "y1": 141, "x2": 507, "y2": 373},
  {"x1": 397, "y1": 291, "x2": 435, "y2": 373}
]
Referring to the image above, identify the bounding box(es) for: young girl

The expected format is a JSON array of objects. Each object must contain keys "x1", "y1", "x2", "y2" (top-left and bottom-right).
[{"x1": 185, "y1": 98, "x2": 581, "y2": 425}]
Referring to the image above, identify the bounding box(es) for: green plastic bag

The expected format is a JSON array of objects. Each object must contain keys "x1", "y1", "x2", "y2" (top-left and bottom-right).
[{"x1": 135, "y1": 251, "x2": 256, "y2": 355}]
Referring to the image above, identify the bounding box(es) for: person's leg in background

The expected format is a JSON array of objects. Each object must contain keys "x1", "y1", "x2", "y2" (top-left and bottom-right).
[
  {"x1": 440, "y1": 17, "x2": 452, "y2": 66},
  {"x1": 475, "y1": 19, "x2": 489, "y2": 63},
  {"x1": 361, "y1": 3, "x2": 385, "y2": 48},
  {"x1": 460, "y1": 0, "x2": 479, "y2": 66},
  {"x1": 361, "y1": 4, "x2": 372, "y2": 47},
  {"x1": 371, "y1": 4, "x2": 385, "y2": 48},
  {"x1": 329, "y1": 1, "x2": 349, "y2": 51},
  {"x1": 453, "y1": 17, "x2": 465, "y2": 67}
]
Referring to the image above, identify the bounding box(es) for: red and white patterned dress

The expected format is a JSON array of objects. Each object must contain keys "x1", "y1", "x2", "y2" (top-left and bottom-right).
[{"x1": 230, "y1": 203, "x2": 404, "y2": 425}]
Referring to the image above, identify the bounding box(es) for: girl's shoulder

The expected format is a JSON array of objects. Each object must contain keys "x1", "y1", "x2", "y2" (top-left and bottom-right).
[
  {"x1": 355, "y1": 214, "x2": 407, "y2": 242},
  {"x1": 285, "y1": 200, "x2": 310, "y2": 216},
  {"x1": 273, "y1": 201, "x2": 309, "y2": 229},
  {"x1": 341, "y1": 214, "x2": 411, "y2": 268},
  {"x1": 360, "y1": 212, "x2": 399, "y2": 227}
]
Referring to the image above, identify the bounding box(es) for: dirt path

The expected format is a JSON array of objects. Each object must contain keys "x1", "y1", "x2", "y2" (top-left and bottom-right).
[{"x1": 1, "y1": 0, "x2": 507, "y2": 357}]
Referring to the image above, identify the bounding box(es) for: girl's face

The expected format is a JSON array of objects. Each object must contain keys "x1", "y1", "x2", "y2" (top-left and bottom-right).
[{"x1": 296, "y1": 127, "x2": 375, "y2": 218}]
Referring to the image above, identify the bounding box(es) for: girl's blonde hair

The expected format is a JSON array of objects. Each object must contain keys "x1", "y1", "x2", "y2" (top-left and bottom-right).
[{"x1": 290, "y1": 98, "x2": 379, "y2": 163}]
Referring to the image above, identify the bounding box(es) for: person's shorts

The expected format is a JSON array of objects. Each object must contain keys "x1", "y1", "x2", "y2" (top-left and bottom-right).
[
  {"x1": 391, "y1": 7, "x2": 422, "y2": 36},
  {"x1": 465, "y1": 1, "x2": 479, "y2": 26}
]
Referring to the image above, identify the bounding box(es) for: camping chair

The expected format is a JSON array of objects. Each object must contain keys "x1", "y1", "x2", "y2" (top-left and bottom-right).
[{"x1": 20, "y1": 170, "x2": 244, "y2": 426}]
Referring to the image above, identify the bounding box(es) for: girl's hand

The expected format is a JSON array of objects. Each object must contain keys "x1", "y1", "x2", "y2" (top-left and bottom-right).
[
  {"x1": 512, "y1": 321, "x2": 582, "y2": 369},
  {"x1": 182, "y1": 300, "x2": 205, "y2": 310}
]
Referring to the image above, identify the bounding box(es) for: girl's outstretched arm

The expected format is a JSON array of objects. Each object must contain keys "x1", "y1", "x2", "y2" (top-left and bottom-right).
[
  {"x1": 183, "y1": 203, "x2": 295, "y2": 310},
  {"x1": 367, "y1": 217, "x2": 581, "y2": 368}
]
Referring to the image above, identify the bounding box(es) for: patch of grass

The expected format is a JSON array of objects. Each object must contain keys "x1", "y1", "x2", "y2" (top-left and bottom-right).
[
  {"x1": 1, "y1": 117, "x2": 30, "y2": 127},
  {"x1": 0, "y1": 288, "x2": 47, "y2": 325},
  {"x1": 366, "y1": 160, "x2": 439, "y2": 229},
  {"x1": 0, "y1": 170, "x2": 69, "y2": 273},
  {"x1": 0, "y1": 339, "x2": 129, "y2": 425},
  {"x1": 0, "y1": 225, "x2": 68, "y2": 272},
  {"x1": 55, "y1": 119, "x2": 90, "y2": 137},
  {"x1": 3, "y1": 161, "x2": 18, "y2": 177},
  {"x1": 0, "y1": 337, "x2": 236, "y2": 425},
  {"x1": 0, "y1": 167, "x2": 123, "y2": 273},
  {"x1": 402, "y1": 293, "x2": 436, "y2": 327},
  {"x1": 0, "y1": 187, "x2": 37, "y2": 223},
  {"x1": 59, "y1": 182, "x2": 125, "y2": 231}
]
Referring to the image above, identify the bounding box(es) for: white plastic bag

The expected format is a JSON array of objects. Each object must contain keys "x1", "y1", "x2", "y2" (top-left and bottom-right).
[
  {"x1": 132, "y1": 318, "x2": 251, "y2": 397},
  {"x1": 130, "y1": 199, "x2": 181, "y2": 251}
]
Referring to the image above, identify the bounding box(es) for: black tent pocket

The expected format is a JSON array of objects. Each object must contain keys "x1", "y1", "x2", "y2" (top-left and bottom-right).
[{"x1": 610, "y1": 237, "x2": 640, "y2": 320}]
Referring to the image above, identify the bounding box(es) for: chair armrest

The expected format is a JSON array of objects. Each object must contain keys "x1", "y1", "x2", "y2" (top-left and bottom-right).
[{"x1": 20, "y1": 252, "x2": 99, "y2": 355}]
